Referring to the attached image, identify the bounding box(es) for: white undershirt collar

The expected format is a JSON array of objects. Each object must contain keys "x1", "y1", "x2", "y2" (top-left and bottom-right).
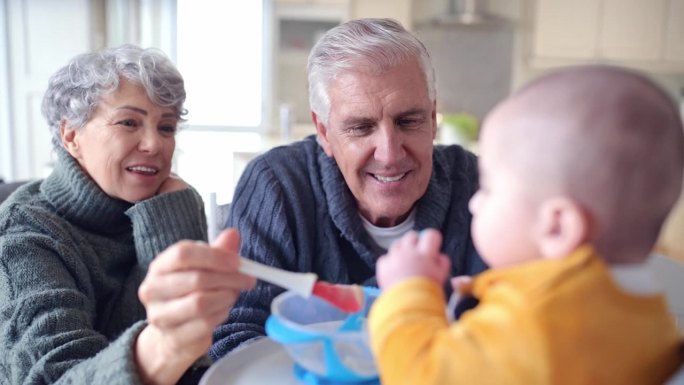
[{"x1": 360, "y1": 209, "x2": 416, "y2": 250}]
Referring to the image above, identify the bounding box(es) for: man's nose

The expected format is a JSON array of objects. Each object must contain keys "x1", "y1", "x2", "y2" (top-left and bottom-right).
[{"x1": 374, "y1": 123, "x2": 405, "y2": 164}]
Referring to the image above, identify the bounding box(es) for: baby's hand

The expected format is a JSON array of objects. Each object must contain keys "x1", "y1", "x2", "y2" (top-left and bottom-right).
[
  {"x1": 450, "y1": 275, "x2": 473, "y2": 293},
  {"x1": 376, "y1": 229, "x2": 451, "y2": 290}
]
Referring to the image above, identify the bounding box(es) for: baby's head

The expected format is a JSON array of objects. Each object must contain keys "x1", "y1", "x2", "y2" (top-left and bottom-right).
[{"x1": 470, "y1": 65, "x2": 684, "y2": 268}]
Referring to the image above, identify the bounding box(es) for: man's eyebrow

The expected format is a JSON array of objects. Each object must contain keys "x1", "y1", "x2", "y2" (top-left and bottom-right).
[
  {"x1": 398, "y1": 108, "x2": 428, "y2": 117},
  {"x1": 341, "y1": 116, "x2": 375, "y2": 126},
  {"x1": 340, "y1": 108, "x2": 429, "y2": 125}
]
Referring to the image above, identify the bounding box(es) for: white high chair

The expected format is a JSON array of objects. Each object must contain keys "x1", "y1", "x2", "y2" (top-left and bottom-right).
[
  {"x1": 668, "y1": 366, "x2": 684, "y2": 385},
  {"x1": 650, "y1": 254, "x2": 684, "y2": 331},
  {"x1": 651, "y1": 254, "x2": 684, "y2": 384},
  {"x1": 206, "y1": 192, "x2": 231, "y2": 242}
]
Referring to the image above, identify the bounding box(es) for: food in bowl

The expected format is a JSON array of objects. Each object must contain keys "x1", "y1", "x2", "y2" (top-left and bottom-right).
[{"x1": 266, "y1": 286, "x2": 380, "y2": 383}]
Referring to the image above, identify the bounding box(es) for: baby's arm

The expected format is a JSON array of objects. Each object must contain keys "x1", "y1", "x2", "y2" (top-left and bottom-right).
[{"x1": 376, "y1": 229, "x2": 451, "y2": 290}]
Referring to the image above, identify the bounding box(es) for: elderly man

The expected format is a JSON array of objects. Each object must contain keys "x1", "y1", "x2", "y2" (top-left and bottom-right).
[{"x1": 210, "y1": 18, "x2": 486, "y2": 357}]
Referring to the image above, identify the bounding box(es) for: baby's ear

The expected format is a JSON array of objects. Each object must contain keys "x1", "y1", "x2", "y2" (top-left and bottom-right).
[{"x1": 535, "y1": 196, "x2": 589, "y2": 259}]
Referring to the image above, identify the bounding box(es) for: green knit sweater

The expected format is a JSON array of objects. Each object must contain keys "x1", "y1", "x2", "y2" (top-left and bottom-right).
[{"x1": 0, "y1": 148, "x2": 207, "y2": 385}]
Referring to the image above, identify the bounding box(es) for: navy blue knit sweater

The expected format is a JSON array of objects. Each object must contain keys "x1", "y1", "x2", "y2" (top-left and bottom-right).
[{"x1": 210, "y1": 135, "x2": 486, "y2": 358}]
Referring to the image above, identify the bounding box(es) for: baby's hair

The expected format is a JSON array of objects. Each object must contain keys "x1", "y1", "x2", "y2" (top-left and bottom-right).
[{"x1": 495, "y1": 65, "x2": 684, "y2": 263}]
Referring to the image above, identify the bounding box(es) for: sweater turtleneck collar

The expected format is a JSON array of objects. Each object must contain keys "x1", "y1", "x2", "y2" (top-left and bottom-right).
[
  {"x1": 319, "y1": 145, "x2": 452, "y2": 239},
  {"x1": 318, "y1": 148, "x2": 365, "y2": 240},
  {"x1": 317, "y1": 143, "x2": 453, "y2": 259},
  {"x1": 40, "y1": 147, "x2": 133, "y2": 234}
]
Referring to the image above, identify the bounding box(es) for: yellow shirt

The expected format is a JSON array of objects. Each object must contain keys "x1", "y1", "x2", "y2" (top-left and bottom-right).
[{"x1": 369, "y1": 246, "x2": 682, "y2": 385}]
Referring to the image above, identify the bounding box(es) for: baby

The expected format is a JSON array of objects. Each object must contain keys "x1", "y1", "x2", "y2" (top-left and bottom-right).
[{"x1": 368, "y1": 65, "x2": 684, "y2": 385}]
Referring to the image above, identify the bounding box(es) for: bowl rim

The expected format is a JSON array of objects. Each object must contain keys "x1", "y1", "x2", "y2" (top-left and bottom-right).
[
  {"x1": 265, "y1": 287, "x2": 381, "y2": 381},
  {"x1": 269, "y1": 291, "x2": 360, "y2": 336},
  {"x1": 268, "y1": 286, "x2": 380, "y2": 337}
]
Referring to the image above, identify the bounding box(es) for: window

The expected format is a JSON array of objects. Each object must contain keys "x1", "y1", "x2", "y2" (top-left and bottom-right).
[
  {"x1": 173, "y1": 0, "x2": 272, "y2": 211},
  {"x1": 176, "y1": 0, "x2": 268, "y2": 130}
]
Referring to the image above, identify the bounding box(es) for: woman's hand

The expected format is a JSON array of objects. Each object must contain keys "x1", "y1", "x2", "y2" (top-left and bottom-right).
[
  {"x1": 376, "y1": 229, "x2": 451, "y2": 291},
  {"x1": 135, "y1": 228, "x2": 256, "y2": 385},
  {"x1": 156, "y1": 173, "x2": 189, "y2": 196}
]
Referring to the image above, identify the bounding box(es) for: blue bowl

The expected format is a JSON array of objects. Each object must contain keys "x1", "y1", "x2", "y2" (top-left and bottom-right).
[{"x1": 266, "y1": 286, "x2": 380, "y2": 382}]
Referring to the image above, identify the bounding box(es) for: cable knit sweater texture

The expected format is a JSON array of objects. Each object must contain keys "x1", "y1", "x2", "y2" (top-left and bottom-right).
[
  {"x1": 0, "y1": 148, "x2": 207, "y2": 385},
  {"x1": 210, "y1": 135, "x2": 486, "y2": 358}
]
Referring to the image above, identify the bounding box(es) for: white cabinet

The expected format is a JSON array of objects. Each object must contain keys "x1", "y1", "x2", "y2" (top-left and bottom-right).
[
  {"x1": 349, "y1": 0, "x2": 412, "y2": 30},
  {"x1": 272, "y1": 0, "x2": 347, "y2": 128},
  {"x1": 271, "y1": 0, "x2": 413, "y2": 129},
  {"x1": 533, "y1": 0, "x2": 600, "y2": 59},
  {"x1": 666, "y1": 0, "x2": 684, "y2": 62},
  {"x1": 601, "y1": 0, "x2": 664, "y2": 61},
  {"x1": 275, "y1": 0, "x2": 348, "y2": 21},
  {"x1": 531, "y1": 0, "x2": 684, "y2": 72}
]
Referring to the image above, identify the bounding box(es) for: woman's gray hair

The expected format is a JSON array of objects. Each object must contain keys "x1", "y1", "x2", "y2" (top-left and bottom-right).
[
  {"x1": 307, "y1": 18, "x2": 436, "y2": 125},
  {"x1": 42, "y1": 44, "x2": 187, "y2": 148}
]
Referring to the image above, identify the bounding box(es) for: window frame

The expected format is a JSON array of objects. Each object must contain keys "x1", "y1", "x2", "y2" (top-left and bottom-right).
[{"x1": 173, "y1": 0, "x2": 273, "y2": 134}]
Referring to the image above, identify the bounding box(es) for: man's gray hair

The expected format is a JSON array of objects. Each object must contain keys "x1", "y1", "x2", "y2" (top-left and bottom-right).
[{"x1": 307, "y1": 18, "x2": 436, "y2": 125}]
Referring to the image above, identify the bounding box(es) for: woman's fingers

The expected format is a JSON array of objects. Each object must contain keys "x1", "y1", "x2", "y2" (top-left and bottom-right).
[
  {"x1": 148, "y1": 240, "x2": 241, "y2": 274},
  {"x1": 140, "y1": 268, "x2": 255, "y2": 302},
  {"x1": 135, "y1": 229, "x2": 255, "y2": 385},
  {"x1": 143, "y1": 306, "x2": 228, "y2": 357},
  {"x1": 145, "y1": 286, "x2": 241, "y2": 328},
  {"x1": 140, "y1": 236, "x2": 255, "y2": 300},
  {"x1": 139, "y1": 229, "x2": 256, "y2": 331},
  {"x1": 156, "y1": 173, "x2": 189, "y2": 195},
  {"x1": 213, "y1": 228, "x2": 241, "y2": 253}
]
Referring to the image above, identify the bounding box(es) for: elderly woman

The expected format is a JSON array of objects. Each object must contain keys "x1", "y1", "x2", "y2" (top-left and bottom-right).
[{"x1": 0, "y1": 45, "x2": 255, "y2": 385}]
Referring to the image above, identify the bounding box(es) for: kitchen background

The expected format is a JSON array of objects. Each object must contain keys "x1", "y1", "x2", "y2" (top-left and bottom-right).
[{"x1": 1, "y1": 0, "x2": 683, "y2": 260}]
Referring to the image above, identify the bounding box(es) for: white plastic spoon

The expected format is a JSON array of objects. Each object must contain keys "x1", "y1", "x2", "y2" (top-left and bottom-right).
[
  {"x1": 238, "y1": 257, "x2": 317, "y2": 298},
  {"x1": 238, "y1": 257, "x2": 365, "y2": 312}
]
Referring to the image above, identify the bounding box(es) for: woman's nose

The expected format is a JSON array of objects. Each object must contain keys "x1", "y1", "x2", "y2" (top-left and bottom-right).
[{"x1": 138, "y1": 127, "x2": 162, "y2": 153}]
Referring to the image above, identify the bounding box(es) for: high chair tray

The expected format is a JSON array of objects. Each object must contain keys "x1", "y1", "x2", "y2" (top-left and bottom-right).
[{"x1": 200, "y1": 338, "x2": 299, "y2": 385}]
